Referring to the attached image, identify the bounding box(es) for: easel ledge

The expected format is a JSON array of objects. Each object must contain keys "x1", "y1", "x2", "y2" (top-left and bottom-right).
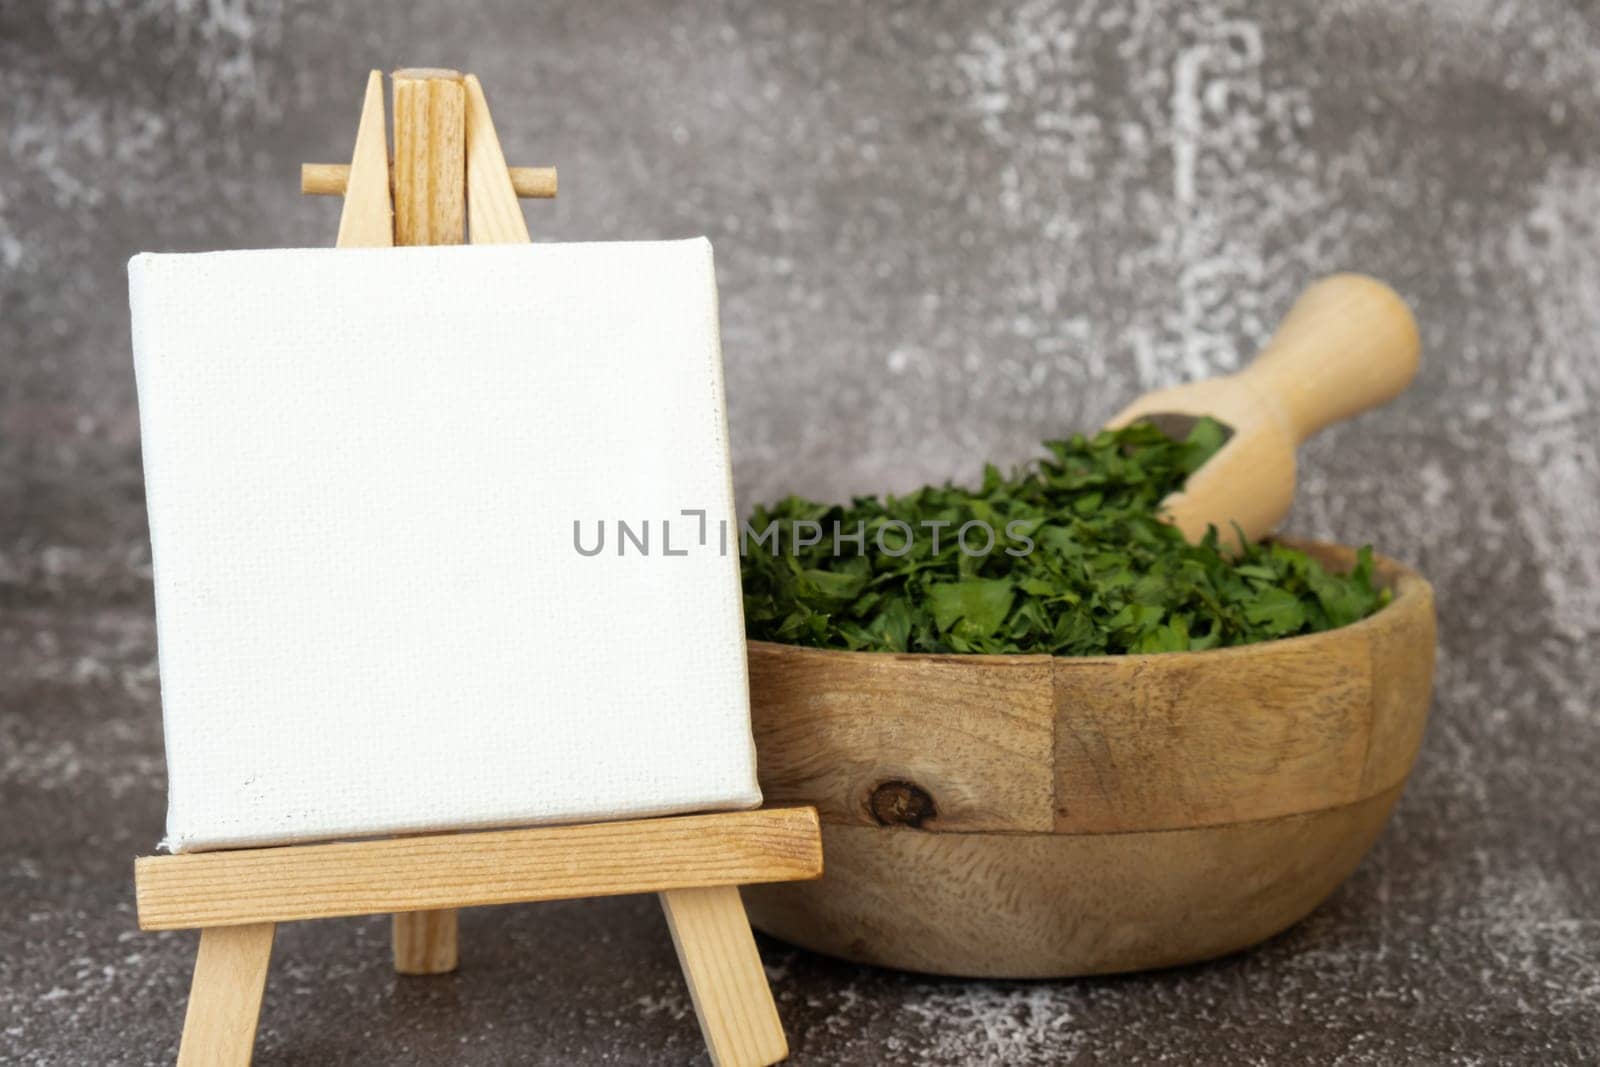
[{"x1": 135, "y1": 807, "x2": 823, "y2": 930}]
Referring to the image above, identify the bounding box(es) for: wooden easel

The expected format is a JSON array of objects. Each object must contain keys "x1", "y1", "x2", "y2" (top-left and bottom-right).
[{"x1": 133, "y1": 69, "x2": 823, "y2": 1067}]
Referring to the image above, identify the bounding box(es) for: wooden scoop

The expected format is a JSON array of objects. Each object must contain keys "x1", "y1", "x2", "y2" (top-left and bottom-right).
[{"x1": 1104, "y1": 273, "x2": 1420, "y2": 548}]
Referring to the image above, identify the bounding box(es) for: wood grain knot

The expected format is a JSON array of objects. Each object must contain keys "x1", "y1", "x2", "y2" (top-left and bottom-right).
[{"x1": 868, "y1": 781, "x2": 937, "y2": 828}]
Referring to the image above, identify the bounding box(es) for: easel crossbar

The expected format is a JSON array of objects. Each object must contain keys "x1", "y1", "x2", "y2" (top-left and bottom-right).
[{"x1": 135, "y1": 807, "x2": 822, "y2": 931}]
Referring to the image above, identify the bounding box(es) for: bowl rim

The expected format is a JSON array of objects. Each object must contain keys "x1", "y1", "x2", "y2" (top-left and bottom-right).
[{"x1": 746, "y1": 537, "x2": 1431, "y2": 666}]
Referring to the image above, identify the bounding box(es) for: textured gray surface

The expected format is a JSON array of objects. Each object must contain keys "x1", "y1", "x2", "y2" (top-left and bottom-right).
[{"x1": 3, "y1": 1, "x2": 1599, "y2": 1063}]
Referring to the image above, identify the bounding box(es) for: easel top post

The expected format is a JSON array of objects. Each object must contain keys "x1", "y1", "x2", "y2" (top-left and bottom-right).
[
  {"x1": 391, "y1": 68, "x2": 466, "y2": 246},
  {"x1": 316, "y1": 69, "x2": 553, "y2": 248}
]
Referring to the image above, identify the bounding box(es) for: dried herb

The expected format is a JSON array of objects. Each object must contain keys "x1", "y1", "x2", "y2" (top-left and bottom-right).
[{"x1": 740, "y1": 418, "x2": 1389, "y2": 655}]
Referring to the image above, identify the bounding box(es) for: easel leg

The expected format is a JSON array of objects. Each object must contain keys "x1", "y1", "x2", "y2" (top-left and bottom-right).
[
  {"x1": 177, "y1": 923, "x2": 275, "y2": 1067},
  {"x1": 393, "y1": 909, "x2": 459, "y2": 974},
  {"x1": 659, "y1": 886, "x2": 788, "y2": 1067}
]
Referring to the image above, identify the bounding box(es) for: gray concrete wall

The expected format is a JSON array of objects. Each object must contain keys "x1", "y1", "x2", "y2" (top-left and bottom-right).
[{"x1": 3, "y1": 2, "x2": 1597, "y2": 1062}]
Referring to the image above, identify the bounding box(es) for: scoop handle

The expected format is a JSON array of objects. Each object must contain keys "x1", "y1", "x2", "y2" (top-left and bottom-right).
[{"x1": 1239, "y1": 274, "x2": 1421, "y2": 441}]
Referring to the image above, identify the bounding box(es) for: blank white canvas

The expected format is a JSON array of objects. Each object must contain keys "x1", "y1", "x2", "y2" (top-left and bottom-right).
[{"x1": 129, "y1": 239, "x2": 761, "y2": 853}]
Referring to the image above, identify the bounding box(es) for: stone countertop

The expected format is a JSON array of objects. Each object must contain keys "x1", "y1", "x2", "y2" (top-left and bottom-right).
[{"x1": 3, "y1": 1, "x2": 1597, "y2": 1063}]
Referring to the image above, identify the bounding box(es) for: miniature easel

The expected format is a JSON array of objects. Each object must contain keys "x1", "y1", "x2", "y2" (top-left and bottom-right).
[{"x1": 132, "y1": 69, "x2": 823, "y2": 1067}]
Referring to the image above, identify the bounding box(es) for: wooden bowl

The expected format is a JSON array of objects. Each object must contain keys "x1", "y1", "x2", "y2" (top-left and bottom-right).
[{"x1": 741, "y1": 541, "x2": 1434, "y2": 978}]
